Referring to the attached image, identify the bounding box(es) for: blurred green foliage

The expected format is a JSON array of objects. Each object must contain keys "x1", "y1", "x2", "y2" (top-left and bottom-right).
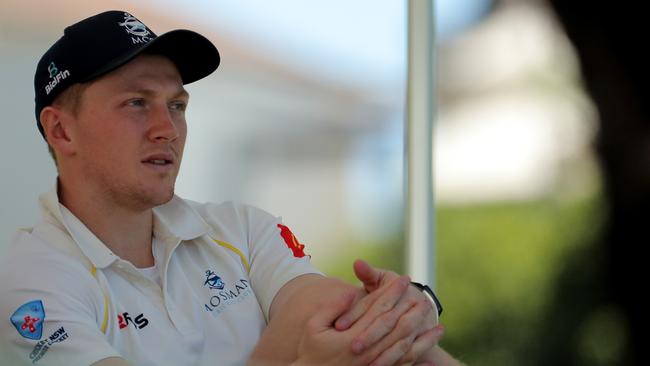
[{"x1": 320, "y1": 193, "x2": 608, "y2": 365}]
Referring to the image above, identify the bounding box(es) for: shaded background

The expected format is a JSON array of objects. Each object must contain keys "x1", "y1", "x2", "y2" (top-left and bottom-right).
[{"x1": 1, "y1": 0, "x2": 639, "y2": 364}]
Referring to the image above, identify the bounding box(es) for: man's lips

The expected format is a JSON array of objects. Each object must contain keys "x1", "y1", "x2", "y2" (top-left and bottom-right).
[
  {"x1": 142, "y1": 153, "x2": 174, "y2": 165},
  {"x1": 141, "y1": 153, "x2": 176, "y2": 171}
]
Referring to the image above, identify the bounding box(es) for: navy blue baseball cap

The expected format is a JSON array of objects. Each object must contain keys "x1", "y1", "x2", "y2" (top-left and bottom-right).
[{"x1": 34, "y1": 10, "x2": 221, "y2": 139}]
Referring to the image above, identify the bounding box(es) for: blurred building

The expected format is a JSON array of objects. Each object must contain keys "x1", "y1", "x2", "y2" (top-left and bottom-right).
[
  {"x1": 0, "y1": 0, "x2": 400, "y2": 263},
  {"x1": 1, "y1": 0, "x2": 597, "y2": 264},
  {"x1": 435, "y1": 0, "x2": 598, "y2": 204}
]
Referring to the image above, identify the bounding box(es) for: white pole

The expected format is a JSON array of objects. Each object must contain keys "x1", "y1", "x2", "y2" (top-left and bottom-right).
[{"x1": 405, "y1": 0, "x2": 435, "y2": 286}]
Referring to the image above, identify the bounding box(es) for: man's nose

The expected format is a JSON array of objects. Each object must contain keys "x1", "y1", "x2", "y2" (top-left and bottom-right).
[{"x1": 148, "y1": 104, "x2": 179, "y2": 142}]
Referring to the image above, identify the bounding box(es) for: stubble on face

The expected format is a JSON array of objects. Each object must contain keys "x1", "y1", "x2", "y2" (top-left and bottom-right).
[
  {"x1": 91, "y1": 160, "x2": 178, "y2": 212},
  {"x1": 69, "y1": 54, "x2": 188, "y2": 212}
]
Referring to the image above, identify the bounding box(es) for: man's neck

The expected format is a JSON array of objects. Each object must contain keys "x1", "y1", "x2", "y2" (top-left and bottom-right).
[{"x1": 57, "y1": 179, "x2": 155, "y2": 268}]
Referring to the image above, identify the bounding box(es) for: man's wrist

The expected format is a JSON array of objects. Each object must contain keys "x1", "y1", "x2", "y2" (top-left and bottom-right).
[{"x1": 410, "y1": 282, "x2": 443, "y2": 316}]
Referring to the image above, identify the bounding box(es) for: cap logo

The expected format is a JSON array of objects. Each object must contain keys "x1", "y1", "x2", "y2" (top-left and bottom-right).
[
  {"x1": 47, "y1": 62, "x2": 59, "y2": 78},
  {"x1": 119, "y1": 13, "x2": 153, "y2": 44},
  {"x1": 44, "y1": 62, "x2": 70, "y2": 95}
]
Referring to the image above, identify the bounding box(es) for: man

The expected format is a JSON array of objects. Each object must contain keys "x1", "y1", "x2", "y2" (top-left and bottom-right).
[{"x1": 0, "y1": 10, "x2": 460, "y2": 366}]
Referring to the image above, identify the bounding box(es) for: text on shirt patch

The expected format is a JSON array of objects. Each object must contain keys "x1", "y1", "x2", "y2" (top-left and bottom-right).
[
  {"x1": 10, "y1": 300, "x2": 45, "y2": 340},
  {"x1": 29, "y1": 326, "x2": 69, "y2": 364},
  {"x1": 202, "y1": 270, "x2": 252, "y2": 317},
  {"x1": 117, "y1": 312, "x2": 149, "y2": 330}
]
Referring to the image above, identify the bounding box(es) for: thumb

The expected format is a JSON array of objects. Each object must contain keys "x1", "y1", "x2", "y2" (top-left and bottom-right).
[
  {"x1": 309, "y1": 289, "x2": 357, "y2": 331},
  {"x1": 353, "y1": 259, "x2": 383, "y2": 292}
]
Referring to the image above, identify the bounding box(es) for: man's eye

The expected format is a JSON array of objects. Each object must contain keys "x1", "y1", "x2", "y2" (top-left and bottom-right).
[
  {"x1": 170, "y1": 102, "x2": 187, "y2": 111},
  {"x1": 127, "y1": 99, "x2": 145, "y2": 107}
]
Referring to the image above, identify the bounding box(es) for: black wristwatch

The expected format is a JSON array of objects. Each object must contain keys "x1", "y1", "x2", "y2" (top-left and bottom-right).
[{"x1": 410, "y1": 282, "x2": 443, "y2": 316}]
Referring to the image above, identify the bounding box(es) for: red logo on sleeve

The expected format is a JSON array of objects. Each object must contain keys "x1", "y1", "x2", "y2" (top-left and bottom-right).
[{"x1": 277, "y1": 224, "x2": 307, "y2": 258}]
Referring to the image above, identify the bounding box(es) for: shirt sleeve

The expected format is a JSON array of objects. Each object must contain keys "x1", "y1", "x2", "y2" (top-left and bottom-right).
[
  {"x1": 0, "y1": 231, "x2": 122, "y2": 366},
  {"x1": 241, "y1": 205, "x2": 323, "y2": 322}
]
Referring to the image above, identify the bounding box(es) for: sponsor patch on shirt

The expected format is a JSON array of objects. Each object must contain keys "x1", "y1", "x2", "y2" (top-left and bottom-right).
[
  {"x1": 10, "y1": 300, "x2": 45, "y2": 340},
  {"x1": 29, "y1": 326, "x2": 69, "y2": 364},
  {"x1": 118, "y1": 312, "x2": 150, "y2": 330},
  {"x1": 277, "y1": 224, "x2": 307, "y2": 258}
]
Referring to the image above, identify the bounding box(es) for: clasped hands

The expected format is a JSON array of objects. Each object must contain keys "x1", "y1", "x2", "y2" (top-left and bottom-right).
[{"x1": 292, "y1": 260, "x2": 444, "y2": 366}]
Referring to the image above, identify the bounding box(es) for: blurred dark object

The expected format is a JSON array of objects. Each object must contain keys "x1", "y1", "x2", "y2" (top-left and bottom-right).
[{"x1": 547, "y1": 0, "x2": 647, "y2": 364}]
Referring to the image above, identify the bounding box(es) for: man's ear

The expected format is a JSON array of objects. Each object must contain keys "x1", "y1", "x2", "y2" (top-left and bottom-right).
[{"x1": 39, "y1": 106, "x2": 76, "y2": 157}]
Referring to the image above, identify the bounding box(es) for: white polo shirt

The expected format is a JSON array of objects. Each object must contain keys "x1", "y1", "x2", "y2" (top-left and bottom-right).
[{"x1": 0, "y1": 186, "x2": 321, "y2": 366}]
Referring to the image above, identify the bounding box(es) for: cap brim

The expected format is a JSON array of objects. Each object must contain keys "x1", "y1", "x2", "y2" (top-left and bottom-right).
[{"x1": 82, "y1": 29, "x2": 220, "y2": 85}]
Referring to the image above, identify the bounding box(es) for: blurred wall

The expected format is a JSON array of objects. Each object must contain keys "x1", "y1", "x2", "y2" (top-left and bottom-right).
[{"x1": 0, "y1": 1, "x2": 404, "y2": 264}]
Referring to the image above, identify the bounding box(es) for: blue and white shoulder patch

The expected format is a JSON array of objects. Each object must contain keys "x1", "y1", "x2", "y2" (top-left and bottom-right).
[{"x1": 10, "y1": 300, "x2": 45, "y2": 340}]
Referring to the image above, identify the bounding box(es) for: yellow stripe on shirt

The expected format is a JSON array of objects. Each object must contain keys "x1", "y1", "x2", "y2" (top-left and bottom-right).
[
  {"x1": 212, "y1": 239, "x2": 250, "y2": 273},
  {"x1": 90, "y1": 265, "x2": 109, "y2": 334}
]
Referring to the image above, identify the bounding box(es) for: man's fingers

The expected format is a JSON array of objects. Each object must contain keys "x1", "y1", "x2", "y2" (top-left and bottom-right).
[
  {"x1": 335, "y1": 270, "x2": 407, "y2": 331},
  {"x1": 348, "y1": 294, "x2": 416, "y2": 352},
  {"x1": 362, "y1": 299, "x2": 434, "y2": 362},
  {"x1": 357, "y1": 275, "x2": 410, "y2": 327},
  {"x1": 368, "y1": 323, "x2": 443, "y2": 366},
  {"x1": 335, "y1": 260, "x2": 392, "y2": 330},
  {"x1": 307, "y1": 289, "x2": 357, "y2": 333},
  {"x1": 368, "y1": 337, "x2": 413, "y2": 366},
  {"x1": 335, "y1": 288, "x2": 378, "y2": 330},
  {"x1": 398, "y1": 325, "x2": 445, "y2": 365},
  {"x1": 347, "y1": 275, "x2": 411, "y2": 353},
  {"x1": 353, "y1": 259, "x2": 384, "y2": 292}
]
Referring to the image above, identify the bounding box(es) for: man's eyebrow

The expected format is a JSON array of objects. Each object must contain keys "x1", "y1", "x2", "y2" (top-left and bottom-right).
[
  {"x1": 120, "y1": 86, "x2": 189, "y2": 99},
  {"x1": 172, "y1": 88, "x2": 189, "y2": 99},
  {"x1": 173, "y1": 88, "x2": 190, "y2": 99}
]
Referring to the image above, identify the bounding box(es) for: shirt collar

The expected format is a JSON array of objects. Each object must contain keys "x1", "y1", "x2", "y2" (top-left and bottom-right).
[
  {"x1": 38, "y1": 185, "x2": 117, "y2": 269},
  {"x1": 39, "y1": 183, "x2": 210, "y2": 269},
  {"x1": 152, "y1": 195, "x2": 210, "y2": 242}
]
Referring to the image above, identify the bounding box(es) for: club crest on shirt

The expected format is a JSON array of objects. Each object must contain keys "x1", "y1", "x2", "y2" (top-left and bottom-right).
[
  {"x1": 204, "y1": 270, "x2": 225, "y2": 290},
  {"x1": 202, "y1": 270, "x2": 252, "y2": 317},
  {"x1": 10, "y1": 300, "x2": 45, "y2": 340}
]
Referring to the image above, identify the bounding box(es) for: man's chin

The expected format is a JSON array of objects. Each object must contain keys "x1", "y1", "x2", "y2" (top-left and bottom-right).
[
  {"x1": 135, "y1": 185, "x2": 176, "y2": 209},
  {"x1": 153, "y1": 188, "x2": 175, "y2": 206}
]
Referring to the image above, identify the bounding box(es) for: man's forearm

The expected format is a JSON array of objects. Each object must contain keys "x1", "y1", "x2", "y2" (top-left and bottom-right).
[
  {"x1": 248, "y1": 264, "x2": 450, "y2": 366},
  {"x1": 423, "y1": 346, "x2": 465, "y2": 366},
  {"x1": 248, "y1": 275, "x2": 360, "y2": 364}
]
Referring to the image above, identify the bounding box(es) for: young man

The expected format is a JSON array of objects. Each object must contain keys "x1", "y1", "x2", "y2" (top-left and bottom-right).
[{"x1": 0, "y1": 10, "x2": 460, "y2": 366}]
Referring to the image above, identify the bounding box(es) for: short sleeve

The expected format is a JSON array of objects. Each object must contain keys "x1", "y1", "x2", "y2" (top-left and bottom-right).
[
  {"x1": 242, "y1": 205, "x2": 323, "y2": 321},
  {"x1": 0, "y1": 231, "x2": 121, "y2": 366}
]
